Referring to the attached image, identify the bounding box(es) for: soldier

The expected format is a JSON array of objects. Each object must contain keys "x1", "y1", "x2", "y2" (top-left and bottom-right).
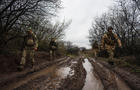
[
  {"x1": 92, "y1": 41, "x2": 99, "y2": 59},
  {"x1": 49, "y1": 38, "x2": 58, "y2": 59},
  {"x1": 101, "y1": 26, "x2": 122, "y2": 65},
  {"x1": 18, "y1": 28, "x2": 38, "y2": 70}
]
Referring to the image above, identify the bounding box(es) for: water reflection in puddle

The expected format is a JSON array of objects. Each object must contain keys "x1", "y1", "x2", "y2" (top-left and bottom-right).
[
  {"x1": 57, "y1": 67, "x2": 73, "y2": 78},
  {"x1": 72, "y1": 61, "x2": 77, "y2": 64},
  {"x1": 82, "y1": 58, "x2": 104, "y2": 90}
]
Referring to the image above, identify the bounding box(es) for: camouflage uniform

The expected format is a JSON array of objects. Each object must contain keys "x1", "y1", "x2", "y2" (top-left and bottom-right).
[
  {"x1": 101, "y1": 27, "x2": 122, "y2": 64},
  {"x1": 19, "y1": 30, "x2": 38, "y2": 69},
  {"x1": 92, "y1": 41, "x2": 99, "y2": 58},
  {"x1": 49, "y1": 38, "x2": 58, "y2": 59}
]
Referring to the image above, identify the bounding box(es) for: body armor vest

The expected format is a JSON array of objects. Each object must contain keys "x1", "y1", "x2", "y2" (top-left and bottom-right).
[{"x1": 104, "y1": 33, "x2": 117, "y2": 45}]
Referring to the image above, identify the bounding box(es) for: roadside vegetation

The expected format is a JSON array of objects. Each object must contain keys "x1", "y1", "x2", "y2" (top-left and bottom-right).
[
  {"x1": 0, "y1": 0, "x2": 72, "y2": 57},
  {"x1": 88, "y1": 0, "x2": 140, "y2": 74}
]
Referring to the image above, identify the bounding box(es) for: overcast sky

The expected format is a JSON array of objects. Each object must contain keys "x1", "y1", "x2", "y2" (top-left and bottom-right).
[{"x1": 54, "y1": 0, "x2": 114, "y2": 49}]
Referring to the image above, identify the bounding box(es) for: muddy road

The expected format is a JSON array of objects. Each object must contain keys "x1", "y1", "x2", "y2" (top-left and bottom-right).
[{"x1": 0, "y1": 56, "x2": 139, "y2": 90}]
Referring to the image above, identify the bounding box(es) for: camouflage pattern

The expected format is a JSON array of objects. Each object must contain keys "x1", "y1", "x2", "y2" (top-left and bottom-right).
[
  {"x1": 49, "y1": 38, "x2": 58, "y2": 59},
  {"x1": 19, "y1": 30, "x2": 38, "y2": 69},
  {"x1": 20, "y1": 49, "x2": 35, "y2": 65},
  {"x1": 101, "y1": 31, "x2": 122, "y2": 62},
  {"x1": 92, "y1": 41, "x2": 99, "y2": 58}
]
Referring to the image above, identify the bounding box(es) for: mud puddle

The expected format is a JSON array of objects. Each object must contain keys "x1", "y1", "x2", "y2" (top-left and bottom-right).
[
  {"x1": 57, "y1": 67, "x2": 74, "y2": 78},
  {"x1": 56, "y1": 60, "x2": 76, "y2": 79},
  {"x1": 2, "y1": 58, "x2": 71, "y2": 90},
  {"x1": 82, "y1": 58, "x2": 104, "y2": 90},
  {"x1": 12, "y1": 58, "x2": 75, "y2": 90}
]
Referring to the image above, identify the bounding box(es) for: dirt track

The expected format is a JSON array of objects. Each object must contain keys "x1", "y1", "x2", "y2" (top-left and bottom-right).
[{"x1": 0, "y1": 56, "x2": 139, "y2": 90}]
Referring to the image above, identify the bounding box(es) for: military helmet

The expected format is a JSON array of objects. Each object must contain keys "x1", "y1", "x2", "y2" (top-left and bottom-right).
[{"x1": 107, "y1": 26, "x2": 113, "y2": 31}]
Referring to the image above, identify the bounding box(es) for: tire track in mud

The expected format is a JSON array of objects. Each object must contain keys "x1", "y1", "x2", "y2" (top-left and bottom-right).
[
  {"x1": 97, "y1": 60, "x2": 140, "y2": 90},
  {"x1": 58, "y1": 57, "x2": 86, "y2": 90},
  {"x1": 0, "y1": 57, "x2": 67, "y2": 86},
  {"x1": 59, "y1": 57, "x2": 105, "y2": 90},
  {"x1": 3, "y1": 57, "x2": 86, "y2": 90},
  {"x1": 113, "y1": 67, "x2": 140, "y2": 90},
  {"x1": 1, "y1": 56, "x2": 133, "y2": 90},
  {"x1": 0, "y1": 57, "x2": 71, "y2": 90},
  {"x1": 88, "y1": 58, "x2": 131, "y2": 90},
  {"x1": 82, "y1": 58, "x2": 104, "y2": 90}
]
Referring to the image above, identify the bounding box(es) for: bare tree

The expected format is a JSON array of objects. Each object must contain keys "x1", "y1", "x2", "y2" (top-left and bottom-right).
[
  {"x1": 89, "y1": 0, "x2": 140, "y2": 55},
  {"x1": 132, "y1": 0, "x2": 140, "y2": 10},
  {"x1": 0, "y1": 0, "x2": 61, "y2": 47}
]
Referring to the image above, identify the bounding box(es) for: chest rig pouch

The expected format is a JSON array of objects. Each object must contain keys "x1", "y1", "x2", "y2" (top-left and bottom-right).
[
  {"x1": 104, "y1": 33, "x2": 116, "y2": 46},
  {"x1": 26, "y1": 36, "x2": 35, "y2": 46}
]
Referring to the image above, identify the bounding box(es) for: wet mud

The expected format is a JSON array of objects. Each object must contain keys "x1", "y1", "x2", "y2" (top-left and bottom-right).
[
  {"x1": 89, "y1": 58, "x2": 131, "y2": 90},
  {"x1": 0, "y1": 57, "x2": 69, "y2": 90},
  {"x1": 0, "y1": 56, "x2": 138, "y2": 90},
  {"x1": 58, "y1": 57, "x2": 86, "y2": 90},
  {"x1": 82, "y1": 58, "x2": 104, "y2": 90}
]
